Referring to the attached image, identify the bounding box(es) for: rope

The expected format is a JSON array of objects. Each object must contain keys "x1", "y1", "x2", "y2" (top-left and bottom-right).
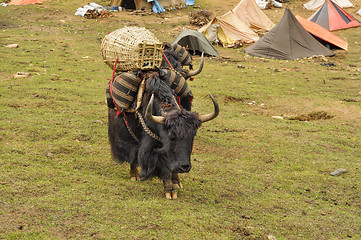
[
  {"x1": 110, "y1": 57, "x2": 121, "y2": 117},
  {"x1": 122, "y1": 112, "x2": 140, "y2": 144},
  {"x1": 162, "y1": 51, "x2": 174, "y2": 70},
  {"x1": 136, "y1": 111, "x2": 161, "y2": 142}
]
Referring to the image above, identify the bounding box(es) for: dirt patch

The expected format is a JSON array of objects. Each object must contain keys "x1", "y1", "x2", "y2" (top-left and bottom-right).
[
  {"x1": 0, "y1": 20, "x2": 19, "y2": 30},
  {"x1": 223, "y1": 95, "x2": 251, "y2": 103},
  {"x1": 287, "y1": 111, "x2": 334, "y2": 121},
  {"x1": 342, "y1": 98, "x2": 358, "y2": 103},
  {"x1": 207, "y1": 128, "x2": 246, "y2": 133},
  {"x1": 231, "y1": 220, "x2": 273, "y2": 240}
]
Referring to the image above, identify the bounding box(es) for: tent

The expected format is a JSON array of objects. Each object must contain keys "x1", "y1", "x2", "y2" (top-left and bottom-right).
[
  {"x1": 304, "y1": 0, "x2": 353, "y2": 10},
  {"x1": 232, "y1": 0, "x2": 275, "y2": 31},
  {"x1": 199, "y1": 11, "x2": 259, "y2": 46},
  {"x1": 172, "y1": 29, "x2": 219, "y2": 56},
  {"x1": 308, "y1": 0, "x2": 360, "y2": 31},
  {"x1": 8, "y1": 0, "x2": 46, "y2": 5},
  {"x1": 120, "y1": 0, "x2": 186, "y2": 10},
  {"x1": 244, "y1": 8, "x2": 335, "y2": 60},
  {"x1": 296, "y1": 15, "x2": 348, "y2": 50}
]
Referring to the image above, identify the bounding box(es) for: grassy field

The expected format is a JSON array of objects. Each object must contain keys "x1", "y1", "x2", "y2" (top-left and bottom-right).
[{"x1": 1, "y1": 0, "x2": 360, "y2": 239}]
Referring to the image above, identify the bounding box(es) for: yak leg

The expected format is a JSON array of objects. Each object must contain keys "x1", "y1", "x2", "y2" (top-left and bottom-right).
[
  {"x1": 171, "y1": 172, "x2": 183, "y2": 189},
  {"x1": 163, "y1": 179, "x2": 177, "y2": 200},
  {"x1": 130, "y1": 162, "x2": 140, "y2": 181}
]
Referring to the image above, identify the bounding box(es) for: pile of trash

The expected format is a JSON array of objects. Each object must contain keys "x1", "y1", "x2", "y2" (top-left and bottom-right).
[
  {"x1": 189, "y1": 10, "x2": 213, "y2": 27},
  {"x1": 256, "y1": 0, "x2": 282, "y2": 9},
  {"x1": 75, "y1": 3, "x2": 112, "y2": 18}
]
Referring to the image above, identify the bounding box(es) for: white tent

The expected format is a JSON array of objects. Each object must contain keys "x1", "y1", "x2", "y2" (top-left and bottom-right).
[
  {"x1": 233, "y1": 0, "x2": 275, "y2": 31},
  {"x1": 304, "y1": 0, "x2": 353, "y2": 10}
]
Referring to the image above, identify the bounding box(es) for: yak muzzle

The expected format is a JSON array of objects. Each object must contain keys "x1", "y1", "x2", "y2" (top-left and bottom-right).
[{"x1": 177, "y1": 163, "x2": 192, "y2": 173}]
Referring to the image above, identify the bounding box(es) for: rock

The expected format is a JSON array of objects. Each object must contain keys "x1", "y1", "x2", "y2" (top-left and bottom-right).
[
  {"x1": 272, "y1": 116, "x2": 284, "y2": 119},
  {"x1": 330, "y1": 168, "x2": 347, "y2": 176},
  {"x1": 13, "y1": 72, "x2": 30, "y2": 78},
  {"x1": 320, "y1": 62, "x2": 336, "y2": 67},
  {"x1": 267, "y1": 234, "x2": 277, "y2": 240},
  {"x1": 5, "y1": 44, "x2": 19, "y2": 48}
]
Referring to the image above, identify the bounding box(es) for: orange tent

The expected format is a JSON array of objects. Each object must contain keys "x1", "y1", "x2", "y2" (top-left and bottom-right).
[
  {"x1": 308, "y1": 0, "x2": 360, "y2": 31},
  {"x1": 296, "y1": 15, "x2": 348, "y2": 50},
  {"x1": 8, "y1": 0, "x2": 46, "y2": 5}
]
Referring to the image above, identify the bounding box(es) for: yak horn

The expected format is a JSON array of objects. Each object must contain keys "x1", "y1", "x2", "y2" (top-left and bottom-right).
[
  {"x1": 198, "y1": 94, "x2": 219, "y2": 123},
  {"x1": 145, "y1": 94, "x2": 165, "y2": 125},
  {"x1": 187, "y1": 52, "x2": 204, "y2": 77}
]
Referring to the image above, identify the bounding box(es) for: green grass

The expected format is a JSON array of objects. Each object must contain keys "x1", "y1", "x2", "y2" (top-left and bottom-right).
[{"x1": 1, "y1": 0, "x2": 361, "y2": 239}]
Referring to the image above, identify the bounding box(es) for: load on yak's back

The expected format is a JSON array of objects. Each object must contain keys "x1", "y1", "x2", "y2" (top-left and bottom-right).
[
  {"x1": 101, "y1": 26, "x2": 201, "y2": 113},
  {"x1": 101, "y1": 26, "x2": 219, "y2": 199}
]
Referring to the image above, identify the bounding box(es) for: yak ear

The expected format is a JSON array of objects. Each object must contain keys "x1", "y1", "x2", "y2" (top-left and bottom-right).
[{"x1": 155, "y1": 66, "x2": 166, "y2": 78}]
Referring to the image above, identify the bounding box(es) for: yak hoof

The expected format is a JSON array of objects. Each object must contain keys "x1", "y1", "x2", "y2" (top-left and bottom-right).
[
  {"x1": 165, "y1": 191, "x2": 177, "y2": 200},
  {"x1": 174, "y1": 183, "x2": 183, "y2": 189}
]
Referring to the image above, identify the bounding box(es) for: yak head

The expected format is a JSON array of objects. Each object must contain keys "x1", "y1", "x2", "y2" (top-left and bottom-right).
[{"x1": 145, "y1": 93, "x2": 219, "y2": 173}]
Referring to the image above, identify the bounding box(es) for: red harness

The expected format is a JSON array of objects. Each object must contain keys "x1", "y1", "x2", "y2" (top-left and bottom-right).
[
  {"x1": 161, "y1": 51, "x2": 182, "y2": 106},
  {"x1": 110, "y1": 57, "x2": 122, "y2": 117}
]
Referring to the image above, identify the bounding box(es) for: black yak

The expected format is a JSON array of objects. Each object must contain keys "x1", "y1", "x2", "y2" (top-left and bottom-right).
[{"x1": 108, "y1": 71, "x2": 218, "y2": 199}]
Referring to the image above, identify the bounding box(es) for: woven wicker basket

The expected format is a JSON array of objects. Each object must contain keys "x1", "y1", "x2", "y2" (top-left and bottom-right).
[{"x1": 101, "y1": 27, "x2": 163, "y2": 72}]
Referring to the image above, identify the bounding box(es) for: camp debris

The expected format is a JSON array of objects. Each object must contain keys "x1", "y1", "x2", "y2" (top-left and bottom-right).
[
  {"x1": 244, "y1": 8, "x2": 335, "y2": 60},
  {"x1": 304, "y1": 0, "x2": 353, "y2": 10},
  {"x1": 256, "y1": 0, "x2": 283, "y2": 10},
  {"x1": 308, "y1": 0, "x2": 360, "y2": 31},
  {"x1": 190, "y1": 10, "x2": 213, "y2": 27},
  {"x1": 101, "y1": 27, "x2": 163, "y2": 72},
  {"x1": 172, "y1": 29, "x2": 219, "y2": 56},
  {"x1": 120, "y1": 0, "x2": 189, "y2": 13},
  {"x1": 75, "y1": 3, "x2": 112, "y2": 18}
]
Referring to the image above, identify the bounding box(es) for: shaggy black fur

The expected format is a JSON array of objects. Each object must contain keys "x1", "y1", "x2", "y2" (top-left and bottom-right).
[
  {"x1": 143, "y1": 71, "x2": 175, "y2": 105},
  {"x1": 164, "y1": 110, "x2": 201, "y2": 140},
  {"x1": 161, "y1": 50, "x2": 189, "y2": 78},
  {"x1": 108, "y1": 71, "x2": 202, "y2": 182}
]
